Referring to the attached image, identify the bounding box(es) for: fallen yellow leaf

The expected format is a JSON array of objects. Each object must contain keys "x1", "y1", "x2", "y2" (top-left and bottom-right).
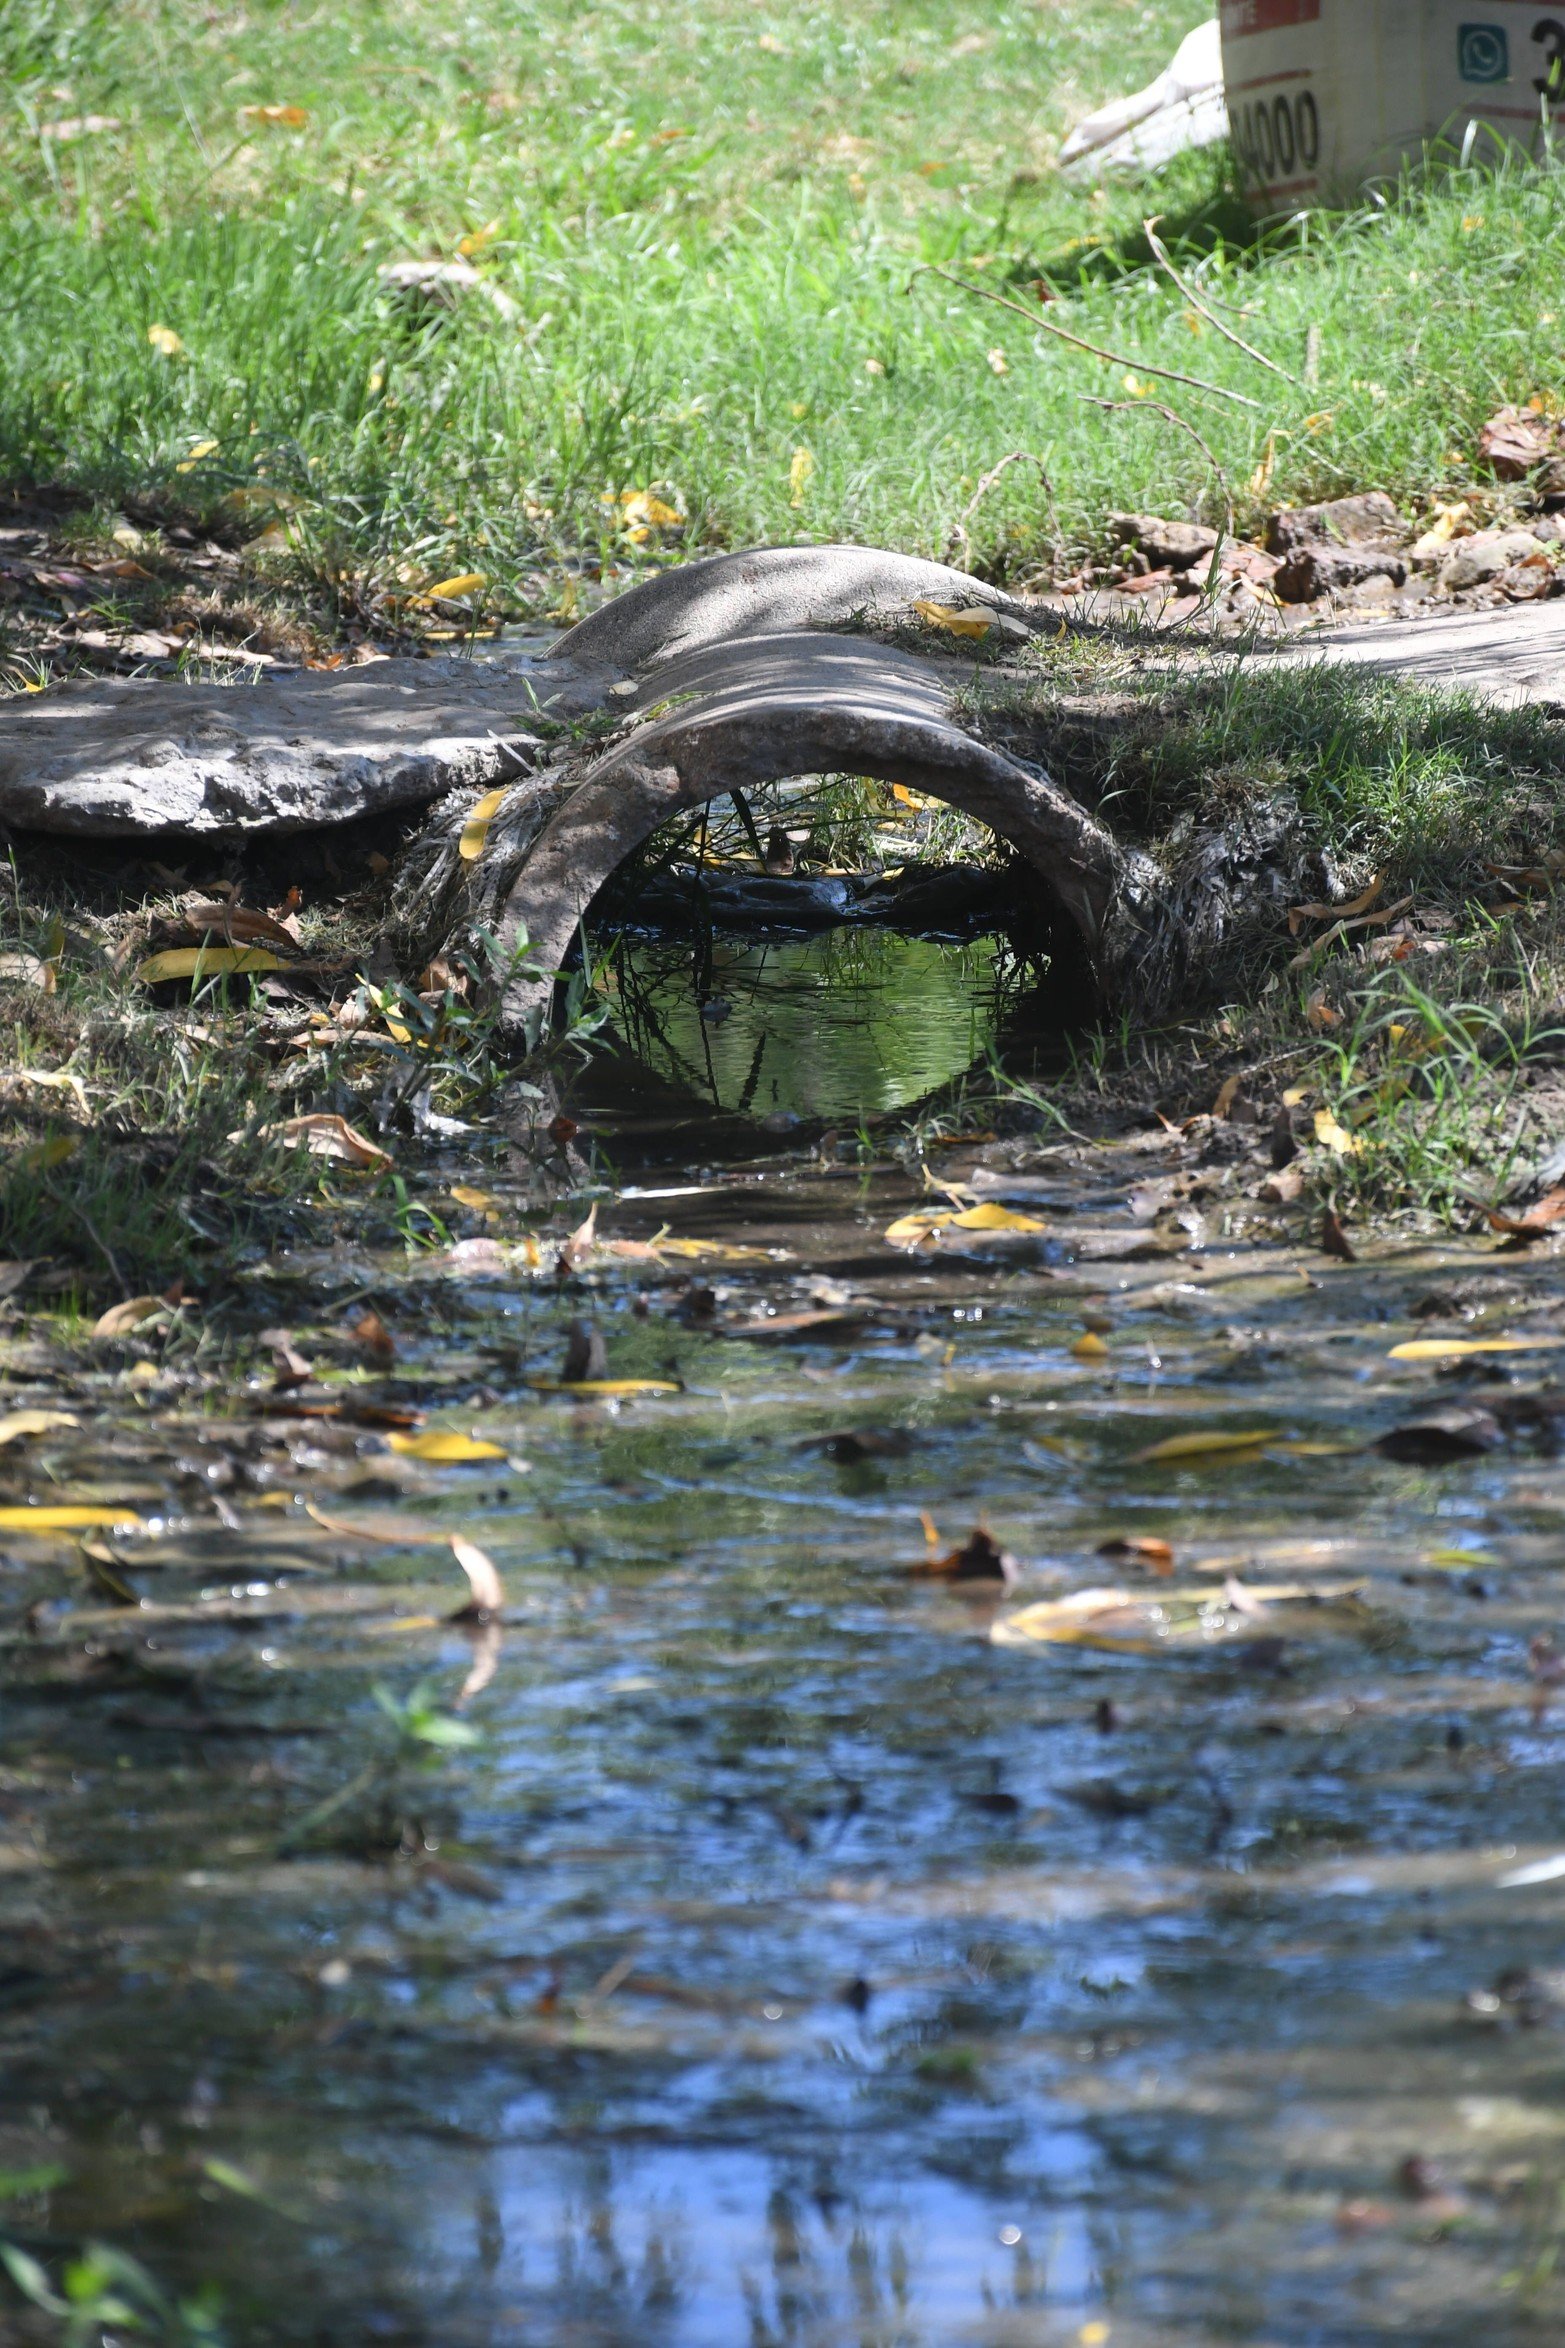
[
  {"x1": 241, "y1": 103, "x2": 309, "y2": 127},
  {"x1": 1313, "y1": 1108, "x2": 1363, "y2": 1156},
  {"x1": 1133, "y1": 1429, "x2": 1276, "y2": 1464},
  {"x1": 0, "y1": 1505, "x2": 143, "y2": 1532},
  {"x1": 1388, "y1": 1336, "x2": 1565, "y2": 1362},
  {"x1": 648, "y1": 1237, "x2": 783, "y2": 1263},
  {"x1": 386, "y1": 1429, "x2": 509, "y2": 1462},
  {"x1": 618, "y1": 490, "x2": 681, "y2": 529},
  {"x1": 14, "y1": 1133, "x2": 79, "y2": 1174},
  {"x1": 175, "y1": 439, "x2": 220, "y2": 473},
  {"x1": 449, "y1": 1184, "x2": 499, "y2": 1212},
  {"x1": 912, "y1": 598, "x2": 993, "y2": 640},
  {"x1": 457, "y1": 219, "x2": 501, "y2": 257},
  {"x1": 0, "y1": 1410, "x2": 78, "y2": 1444},
  {"x1": 789, "y1": 446, "x2": 815, "y2": 506},
  {"x1": 135, "y1": 946, "x2": 284, "y2": 985},
  {"x1": 147, "y1": 324, "x2": 184, "y2": 356},
  {"x1": 524, "y1": 1378, "x2": 682, "y2": 1398},
  {"x1": 459, "y1": 786, "x2": 509, "y2": 862},
  {"x1": 1070, "y1": 1331, "x2": 1110, "y2": 1360},
  {"x1": 884, "y1": 1200, "x2": 1048, "y2": 1245},
  {"x1": 420, "y1": 572, "x2": 487, "y2": 603}
]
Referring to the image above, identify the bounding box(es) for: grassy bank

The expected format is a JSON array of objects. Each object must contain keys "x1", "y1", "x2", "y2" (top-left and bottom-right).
[{"x1": 3, "y1": 0, "x2": 1564, "y2": 607}]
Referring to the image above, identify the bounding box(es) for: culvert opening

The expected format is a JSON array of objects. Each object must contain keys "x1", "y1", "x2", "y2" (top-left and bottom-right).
[{"x1": 566, "y1": 778, "x2": 1094, "y2": 1126}]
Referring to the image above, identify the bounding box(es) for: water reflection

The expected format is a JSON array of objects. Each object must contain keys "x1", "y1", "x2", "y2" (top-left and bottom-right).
[{"x1": 602, "y1": 928, "x2": 1028, "y2": 1122}]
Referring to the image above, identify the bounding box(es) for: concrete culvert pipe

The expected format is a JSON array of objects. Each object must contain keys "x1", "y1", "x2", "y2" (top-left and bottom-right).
[{"x1": 484, "y1": 631, "x2": 1124, "y2": 1052}]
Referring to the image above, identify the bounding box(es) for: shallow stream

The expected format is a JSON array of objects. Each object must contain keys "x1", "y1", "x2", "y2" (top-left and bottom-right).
[{"x1": 4, "y1": 953, "x2": 1565, "y2": 2346}]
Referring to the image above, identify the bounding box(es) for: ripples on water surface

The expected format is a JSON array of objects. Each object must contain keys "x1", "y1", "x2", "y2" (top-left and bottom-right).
[{"x1": 5, "y1": 1098, "x2": 1565, "y2": 2344}]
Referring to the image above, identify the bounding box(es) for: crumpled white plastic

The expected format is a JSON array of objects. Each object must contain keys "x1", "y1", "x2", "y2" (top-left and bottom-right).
[{"x1": 1058, "y1": 19, "x2": 1227, "y2": 176}]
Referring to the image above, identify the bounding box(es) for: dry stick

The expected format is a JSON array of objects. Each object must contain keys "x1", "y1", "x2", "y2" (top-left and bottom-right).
[
  {"x1": 943, "y1": 451, "x2": 1056, "y2": 566},
  {"x1": 1143, "y1": 219, "x2": 1298, "y2": 385},
  {"x1": 908, "y1": 264, "x2": 1262, "y2": 409},
  {"x1": 1080, "y1": 395, "x2": 1237, "y2": 533}
]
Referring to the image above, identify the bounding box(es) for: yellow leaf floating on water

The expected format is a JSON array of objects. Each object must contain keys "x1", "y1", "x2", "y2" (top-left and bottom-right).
[
  {"x1": 1313, "y1": 1108, "x2": 1363, "y2": 1156},
  {"x1": 0, "y1": 1505, "x2": 144, "y2": 1533},
  {"x1": 1388, "y1": 1335, "x2": 1565, "y2": 1362},
  {"x1": 449, "y1": 1183, "x2": 499, "y2": 1212},
  {"x1": 992, "y1": 1579, "x2": 1367, "y2": 1656},
  {"x1": 524, "y1": 1378, "x2": 682, "y2": 1398},
  {"x1": 884, "y1": 1201, "x2": 1048, "y2": 1247},
  {"x1": 650, "y1": 1237, "x2": 783, "y2": 1263},
  {"x1": 912, "y1": 599, "x2": 994, "y2": 640},
  {"x1": 135, "y1": 946, "x2": 284, "y2": 985},
  {"x1": 0, "y1": 1410, "x2": 78, "y2": 1444},
  {"x1": 1133, "y1": 1429, "x2": 1277, "y2": 1464},
  {"x1": 386, "y1": 1429, "x2": 508, "y2": 1462},
  {"x1": 458, "y1": 787, "x2": 509, "y2": 862}
]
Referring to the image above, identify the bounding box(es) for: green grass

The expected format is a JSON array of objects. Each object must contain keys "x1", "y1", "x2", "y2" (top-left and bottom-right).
[
  {"x1": 1008, "y1": 658, "x2": 1565, "y2": 891},
  {"x1": 4, "y1": 0, "x2": 1564, "y2": 606}
]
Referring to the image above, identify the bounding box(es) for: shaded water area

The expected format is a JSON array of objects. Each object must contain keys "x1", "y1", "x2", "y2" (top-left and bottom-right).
[
  {"x1": 600, "y1": 927, "x2": 1024, "y2": 1123},
  {"x1": 7, "y1": 988, "x2": 1565, "y2": 2342}
]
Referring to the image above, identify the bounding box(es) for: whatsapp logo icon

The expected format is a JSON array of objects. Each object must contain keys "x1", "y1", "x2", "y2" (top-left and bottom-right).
[{"x1": 1458, "y1": 23, "x2": 1509, "y2": 82}]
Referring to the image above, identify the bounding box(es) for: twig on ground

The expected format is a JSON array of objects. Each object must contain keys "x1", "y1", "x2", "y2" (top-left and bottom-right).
[
  {"x1": 909, "y1": 264, "x2": 1262, "y2": 410},
  {"x1": 39, "y1": 1178, "x2": 131, "y2": 1300},
  {"x1": 943, "y1": 452, "x2": 1057, "y2": 566},
  {"x1": 1080, "y1": 396, "x2": 1236, "y2": 532},
  {"x1": 1143, "y1": 220, "x2": 1298, "y2": 385}
]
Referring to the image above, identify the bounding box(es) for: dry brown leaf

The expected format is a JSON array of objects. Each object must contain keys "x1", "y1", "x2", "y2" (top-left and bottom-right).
[
  {"x1": 1320, "y1": 1208, "x2": 1358, "y2": 1262},
  {"x1": 1096, "y1": 1535, "x2": 1175, "y2": 1573},
  {"x1": 347, "y1": 1307, "x2": 396, "y2": 1363},
  {"x1": 1212, "y1": 1072, "x2": 1242, "y2": 1120},
  {"x1": 1486, "y1": 1186, "x2": 1565, "y2": 1240},
  {"x1": 913, "y1": 1526, "x2": 1015, "y2": 1583},
  {"x1": 450, "y1": 1535, "x2": 505, "y2": 1620},
  {"x1": 557, "y1": 1200, "x2": 599, "y2": 1272},
  {"x1": 259, "y1": 1114, "x2": 393, "y2": 1173},
  {"x1": 177, "y1": 901, "x2": 302, "y2": 950},
  {"x1": 92, "y1": 1295, "x2": 171, "y2": 1340},
  {"x1": 1287, "y1": 872, "x2": 1385, "y2": 934},
  {"x1": 0, "y1": 1409, "x2": 78, "y2": 1445}
]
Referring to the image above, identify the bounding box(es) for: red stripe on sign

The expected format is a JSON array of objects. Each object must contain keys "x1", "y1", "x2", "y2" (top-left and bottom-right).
[
  {"x1": 1221, "y1": 0, "x2": 1322, "y2": 34},
  {"x1": 1228, "y1": 67, "x2": 1314, "y2": 92}
]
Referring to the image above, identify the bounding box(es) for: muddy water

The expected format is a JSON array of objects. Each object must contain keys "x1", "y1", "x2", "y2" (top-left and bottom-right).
[{"x1": 5, "y1": 1104, "x2": 1565, "y2": 2344}]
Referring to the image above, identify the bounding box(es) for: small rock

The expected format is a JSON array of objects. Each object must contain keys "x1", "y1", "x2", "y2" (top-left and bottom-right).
[
  {"x1": 1374, "y1": 1407, "x2": 1502, "y2": 1464},
  {"x1": 1266, "y1": 492, "x2": 1403, "y2": 557},
  {"x1": 1108, "y1": 513, "x2": 1220, "y2": 571},
  {"x1": 1274, "y1": 544, "x2": 1407, "y2": 603},
  {"x1": 1438, "y1": 529, "x2": 1550, "y2": 592}
]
